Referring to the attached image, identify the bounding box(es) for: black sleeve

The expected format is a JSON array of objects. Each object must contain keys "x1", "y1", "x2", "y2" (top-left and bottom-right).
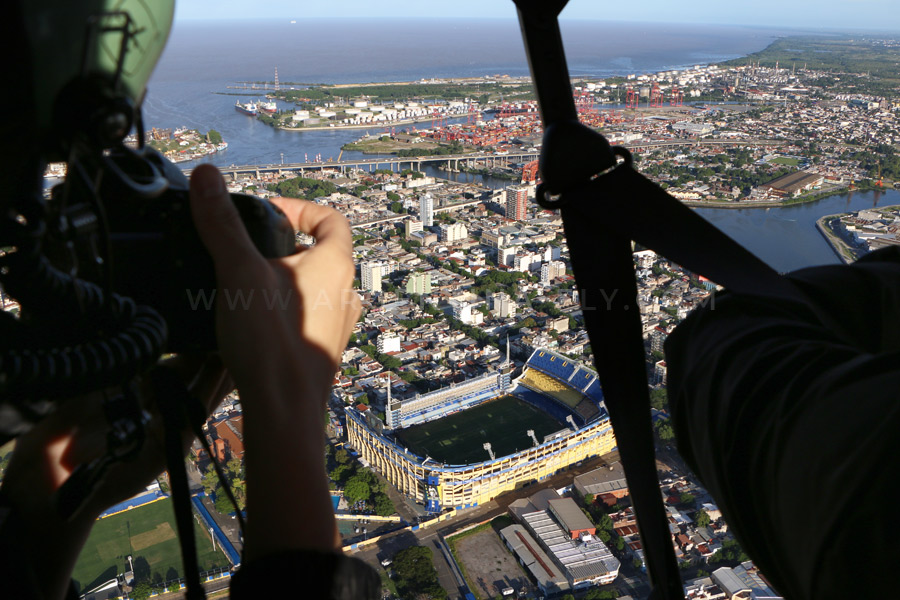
[
  {"x1": 665, "y1": 246, "x2": 900, "y2": 600},
  {"x1": 229, "y1": 549, "x2": 381, "y2": 600}
]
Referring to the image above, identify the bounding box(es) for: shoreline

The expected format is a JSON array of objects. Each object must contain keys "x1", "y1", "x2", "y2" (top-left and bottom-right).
[
  {"x1": 273, "y1": 114, "x2": 455, "y2": 133},
  {"x1": 679, "y1": 185, "x2": 854, "y2": 210},
  {"x1": 815, "y1": 204, "x2": 900, "y2": 265},
  {"x1": 815, "y1": 215, "x2": 855, "y2": 264}
]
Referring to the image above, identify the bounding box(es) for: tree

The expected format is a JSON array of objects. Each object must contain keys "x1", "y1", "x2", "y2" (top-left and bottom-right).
[
  {"x1": 330, "y1": 464, "x2": 352, "y2": 484},
  {"x1": 656, "y1": 421, "x2": 675, "y2": 441},
  {"x1": 680, "y1": 492, "x2": 695, "y2": 505},
  {"x1": 201, "y1": 465, "x2": 218, "y2": 495},
  {"x1": 343, "y1": 476, "x2": 371, "y2": 503},
  {"x1": 206, "y1": 129, "x2": 223, "y2": 144},
  {"x1": 597, "y1": 513, "x2": 614, "y2": 532},
  {"x1": 583, "y1": 493, "x2": 595, "y2": 506},
  {"x1": 393, "y1": 546, "x2": 447, "y2": 600},
  {"x1": 373, "y1": 492, "x2": 395, "y2": 516},
  {"x1": 215, "y1": 492, "x2": 235, "y2": 515},
  {"x1": 649, "y1": 387, "x2": 668, "y2": 412},
  {"x1": 335, "y1": 449, "x2": 350, "y2": 464},
  {"x1": 381, "y1": 355, "x2": 402, "y2": 370},
  {"x1": 132, "y1": 582, "x2": 152, "y2": 600},
  {"x1": 584, "y1": 588, "x2": 619, "y2": 599},
  {"x1": 696, "y1": 509, "x2": 711, "y2": 528}
]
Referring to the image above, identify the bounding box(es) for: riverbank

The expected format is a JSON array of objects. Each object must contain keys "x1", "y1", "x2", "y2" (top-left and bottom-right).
[
  {"x1": 815, "y1": 214, "x2": 856, "y2": 264},
  {"x1": 682, "y1": 184, "x2": 854, "y2": 210},
  {"x1": 815, "y1": 204, "x2": 900, "y2": 265}
]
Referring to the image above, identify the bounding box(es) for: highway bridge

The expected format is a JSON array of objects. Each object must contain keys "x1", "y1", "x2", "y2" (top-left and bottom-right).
[{"x1": 186, "y1": 137, "x2": 787, "y2": 181}]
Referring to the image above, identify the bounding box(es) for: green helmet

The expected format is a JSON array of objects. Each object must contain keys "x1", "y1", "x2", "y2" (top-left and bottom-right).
[{"x1": 21, "y1": 0, "x2": 174, "y2": 157}]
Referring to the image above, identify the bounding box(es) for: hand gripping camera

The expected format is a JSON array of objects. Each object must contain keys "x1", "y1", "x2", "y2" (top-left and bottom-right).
[{"x1": 0, "y1": 2, "x2": 295, "y2": 442}]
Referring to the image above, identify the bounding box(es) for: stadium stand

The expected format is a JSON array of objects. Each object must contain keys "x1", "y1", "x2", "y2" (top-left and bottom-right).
[
  {"x1": 519, "y1": 369, "x2": 585, "y2": 408},
  {"x1": 512, "y1": 349, "x2": 607, "y2": 427},
  {"x1": 583, "y1": 377, "x2": 604, "y2": 404},
  {"x1": 387, "y1": 371, "x2": 509, "y2": 429},
  {"x1": 514, "y1": 388, "x2": 578, "y2": 427},
  {"x1": 530, "y1": 350, "x2": 580, "y2": 383},
  {"x1": 574, "y1": 398, "x2": 601, "y2": 423}
]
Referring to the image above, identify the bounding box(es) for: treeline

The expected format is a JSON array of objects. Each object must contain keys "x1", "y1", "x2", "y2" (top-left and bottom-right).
[
  {"x1": 326, "y1": 447, "x2": 395, "y2": 517},
  {"x1": 268, "y1": 176, "x2": 336, "y2": 199},
  {"x1": 844, "y1": 143, "x2": 900, "y2": 181},
  {"x1": 275, "y1": 82, "x2": 517, "y2": 104},
  {"x1": 397, "y1": 141, "x2": 463, "y2": 157}
]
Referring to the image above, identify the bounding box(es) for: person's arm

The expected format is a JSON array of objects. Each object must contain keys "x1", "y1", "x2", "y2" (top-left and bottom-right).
[
  {"x1": 665, "y1": 247, "x2": 900, "y2": 600},
  {"x1": 188, "y1": 165, "x2": 360, "y2": 559}
]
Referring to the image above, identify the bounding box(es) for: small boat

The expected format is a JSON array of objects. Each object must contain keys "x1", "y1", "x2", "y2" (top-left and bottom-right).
[{"x1": 235, "y1": 100, "x2": 258, "y2": 116}]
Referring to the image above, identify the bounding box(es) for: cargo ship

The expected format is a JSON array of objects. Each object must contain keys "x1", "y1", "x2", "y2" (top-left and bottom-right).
[
  {"x1": 258, "y1": 100, "x2": 277, "y2": 115},
  {"x1": 235, "y1": 100, "x2": 258, "y2": 116}
]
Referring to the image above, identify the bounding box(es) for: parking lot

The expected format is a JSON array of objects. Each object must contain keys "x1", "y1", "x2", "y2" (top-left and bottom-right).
[{"x1": 453, "y1": 528, "x2": 533, "y2": 599}]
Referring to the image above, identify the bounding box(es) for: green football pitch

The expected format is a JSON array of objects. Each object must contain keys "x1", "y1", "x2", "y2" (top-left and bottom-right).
[
  {"x1": 72, "y1": 497, "x2": 228, "y2": 594},
  {"x1": 394, "y1": 395, "x2": 563, "y2": 465}
]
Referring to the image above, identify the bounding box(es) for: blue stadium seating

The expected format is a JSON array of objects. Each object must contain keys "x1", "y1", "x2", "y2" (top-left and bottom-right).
[
  {"x1": 583, "y1": 377, "x2": 605, "y2": 404},
  {"x1": 529, "y1": 350, "x2": 579, "y2": 383}
]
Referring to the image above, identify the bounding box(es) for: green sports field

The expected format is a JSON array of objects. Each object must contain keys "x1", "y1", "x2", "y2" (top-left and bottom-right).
[
  {"x1": 394, "y1": 395, "x2": 563, "y2": 465},
  {"x1": 72, "y1": 497, "x2": 228, "y2": 594}
]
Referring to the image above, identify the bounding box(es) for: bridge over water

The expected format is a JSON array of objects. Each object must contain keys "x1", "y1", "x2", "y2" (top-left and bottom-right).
[{"x1": 187, "y1": 137, "x2": 786, "y2": 181}]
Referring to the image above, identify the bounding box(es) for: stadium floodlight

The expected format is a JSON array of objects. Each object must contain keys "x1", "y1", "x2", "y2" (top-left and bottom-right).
[
  {"x1": 566, "y1": 415, "x2": 578, "y2": 430},
  {"x1": 483, "y1": 442, "x2": 496, "y2": 461},
  {"x1": 527, "y1": 429, "x2": 540, "y2": 447}
]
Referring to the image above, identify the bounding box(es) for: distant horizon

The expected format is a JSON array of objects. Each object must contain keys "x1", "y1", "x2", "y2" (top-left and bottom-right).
[
  {"x1": 172, "y1": 16, "x2": 899, "y2": 35},
  {"x1": 173, "y1": 1, "x2": 900, "y2": 33}
]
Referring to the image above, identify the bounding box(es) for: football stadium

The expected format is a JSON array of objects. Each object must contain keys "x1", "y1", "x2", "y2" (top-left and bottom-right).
[{"x1": 346, "y1": 348, "x2": 617, "y2": 511}]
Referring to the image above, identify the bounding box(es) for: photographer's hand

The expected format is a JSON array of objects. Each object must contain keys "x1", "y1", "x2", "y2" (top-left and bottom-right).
[{"x1": 189, "y1": 164, "x2": 359, "y2": 560}]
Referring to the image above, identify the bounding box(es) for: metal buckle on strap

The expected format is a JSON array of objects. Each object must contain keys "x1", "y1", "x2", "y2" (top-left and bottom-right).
[{"x1": 536, "y1": 146, "x2": 633, "y2": 210}]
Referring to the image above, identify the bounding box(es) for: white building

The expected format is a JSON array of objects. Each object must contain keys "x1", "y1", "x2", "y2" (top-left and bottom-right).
[
  {"x1": 541, "y1": 260, "x2": 566, "y2": 285},
  {"x1": 491, "y1": 292, "x2": 514, "y2": 318},
  {"x1": 439, "y1": 222, "x2": 468, "y2": 243},
  {"x1": 419, "y1": 193, "x2": 434, "y2": 227},
  {"x1": 377, "y1": 333, "x2": 402, "y2": 354},
  {"x1": 449, "y1": 299, "x2": 474, "y2": 324},
  {"x1": 543, "y1": 245, "x2": 561, "y2": 262},
  {"x1": 360, "y1": 261, "x2": 384, "y2": 293},
  {"x1": 405, "y1": 219, "x2": 423, "y2": 239}
]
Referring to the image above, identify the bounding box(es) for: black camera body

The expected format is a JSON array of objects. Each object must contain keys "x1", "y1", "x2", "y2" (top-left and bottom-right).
[{"x1": 52, "y1": 145, "x2": 296, "y2": 352}]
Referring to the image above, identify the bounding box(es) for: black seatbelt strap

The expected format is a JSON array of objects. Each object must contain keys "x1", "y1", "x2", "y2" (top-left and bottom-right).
[
  {"x1": 514, "y1": 3, "x2": 685, "y2": 597},
  {"x1": 152, "y1": 366, "x2": 207, "y2": 600},
  {"x1": 510, "y1": 2, "x2": 835, "y2": 598}
]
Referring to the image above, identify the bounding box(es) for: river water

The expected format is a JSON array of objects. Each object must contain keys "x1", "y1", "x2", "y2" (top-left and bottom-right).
[{"x1": 140, "y1": 18, "x2": 878, "y2": 274}]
